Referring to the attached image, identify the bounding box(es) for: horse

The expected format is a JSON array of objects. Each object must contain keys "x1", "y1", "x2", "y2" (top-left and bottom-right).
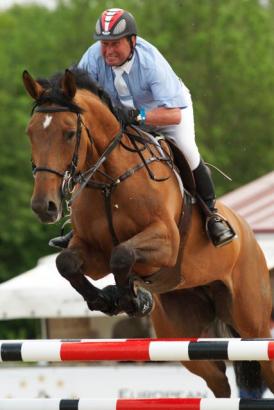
[{"x1": 22, "y1": 67, "x2": 274, "y2": 398}]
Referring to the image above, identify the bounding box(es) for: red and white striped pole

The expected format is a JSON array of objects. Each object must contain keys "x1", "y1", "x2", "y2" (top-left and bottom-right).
[
  {"x1": 0, "y1": 398, "x2": 273, "y2": 410},
  {"x1": 0, "y1": 338, "x2": 274, "y2": 362}
]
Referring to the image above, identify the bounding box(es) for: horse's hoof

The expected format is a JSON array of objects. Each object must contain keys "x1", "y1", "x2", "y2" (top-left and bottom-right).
[
  {"x1": 119, "y1": 287, "x2": 154, "y2": 318},
  {"x1": 86, "y1": 285, "x2": 154, "y2": 317},
  {"x1": 87, "y1": 286, "x2": 122, "y2": 316},
  {"x1": 132, "y1": 287, "x2": 154, "y2": 317}
]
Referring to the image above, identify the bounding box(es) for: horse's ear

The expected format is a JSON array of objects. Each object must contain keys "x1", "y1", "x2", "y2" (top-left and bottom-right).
[
  {"x1": 22, "y1": 70, "x2": 44, "y2": 100},
  {"x1": 60, "y1": 69, "x2": 77, "y2": 100}
]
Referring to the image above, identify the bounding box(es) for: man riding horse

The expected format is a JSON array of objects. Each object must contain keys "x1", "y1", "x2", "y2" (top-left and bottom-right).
[
  {"x1": 22, "y1": 9, "x2": 274, "y2": 397},
  {"x1": 50, "y1": 7, "x2": 236, "y2": 249}
]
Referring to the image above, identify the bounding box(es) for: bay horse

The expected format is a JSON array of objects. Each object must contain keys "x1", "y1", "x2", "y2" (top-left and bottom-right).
[{"x1": 23, "y1": 68, "x2": 274, "y2": 398}]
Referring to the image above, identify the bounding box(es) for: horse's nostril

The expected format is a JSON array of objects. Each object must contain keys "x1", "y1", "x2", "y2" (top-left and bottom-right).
[
  {"x1": 48, "y1": 201, "x2": 58, "y2": 213},
  {"x1": 31, "y1": 197, "x2": 60, "y2": 223},
  {"x1": 31, "y1": 199, "x2": 45, "y2": 215}
]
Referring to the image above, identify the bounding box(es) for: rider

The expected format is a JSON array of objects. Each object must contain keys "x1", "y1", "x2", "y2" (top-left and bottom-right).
[{"x1": 50, "y1": 8, "x2": 236, "y2": 249}]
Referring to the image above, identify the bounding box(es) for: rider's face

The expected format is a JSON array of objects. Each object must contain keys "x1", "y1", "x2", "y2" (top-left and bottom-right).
[{"x1": 100, "y1": 37, "x2": 133, "y2": 66}]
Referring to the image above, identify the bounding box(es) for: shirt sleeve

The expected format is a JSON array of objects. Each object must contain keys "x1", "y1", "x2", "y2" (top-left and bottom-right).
[
  {"x1": 78, "y1": 44, "x2": 100, "y2": 83},
  {"x1": 148, "y1": 61, "x2": 189, "y2": 109}
]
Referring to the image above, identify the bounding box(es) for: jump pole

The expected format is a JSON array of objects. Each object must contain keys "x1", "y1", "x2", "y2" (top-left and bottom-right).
[
  {"x1": 1, "y1": 398, "x2": 274, "y2": 410},
  {"x1": 0, "y1": 338, "x2": 274, "y2": 362}
]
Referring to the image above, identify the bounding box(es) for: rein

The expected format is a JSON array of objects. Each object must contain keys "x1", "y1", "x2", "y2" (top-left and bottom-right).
[{"x1": 31, "y1": 104, "x2": 174, "y2": 246}]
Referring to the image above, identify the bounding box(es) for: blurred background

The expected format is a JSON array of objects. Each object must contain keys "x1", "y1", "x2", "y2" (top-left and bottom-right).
[{"x1": 0, "y1": 0, "x2": 273, "y2": 340}]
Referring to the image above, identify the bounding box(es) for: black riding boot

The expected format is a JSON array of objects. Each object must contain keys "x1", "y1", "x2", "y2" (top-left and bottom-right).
[
  {"x1": 193, "y1": 159, "x2": 236, "y2": 247},
  {"x1": 49, "y1": 230, "x2": 73, "y2": 249}
]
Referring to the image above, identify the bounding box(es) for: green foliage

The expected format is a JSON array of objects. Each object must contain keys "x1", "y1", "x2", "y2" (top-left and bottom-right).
[
  {"x1": 0, "y1": 319, "x2": 41, "y2": 339},
  {"x1": 134, "y1": 0, "x2": 274, "y2": 192},
  {"x1": 0, "y1": 0, "x2": 273, "y2": 336}
]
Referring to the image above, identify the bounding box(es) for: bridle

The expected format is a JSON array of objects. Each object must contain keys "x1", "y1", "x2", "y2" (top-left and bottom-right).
[
  {"x1": 32, "y1": 105, "x2": 94, "y2": 197},
  {"x1": 31, "y1": 104, "x2": 128, "y2": 203}
]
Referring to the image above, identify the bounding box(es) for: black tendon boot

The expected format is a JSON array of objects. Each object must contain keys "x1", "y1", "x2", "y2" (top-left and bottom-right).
[
  {"x1": 49, "y1": 230, "x2": 73, "y2": 249},
  {"x1": 193, "y1": 160, "x2": 236, "y2": 247}
]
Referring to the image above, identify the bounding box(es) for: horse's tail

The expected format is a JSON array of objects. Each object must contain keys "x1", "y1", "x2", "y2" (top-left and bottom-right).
[{"x1": 213, "y1": 320, "x2": 264, "y2": 397}]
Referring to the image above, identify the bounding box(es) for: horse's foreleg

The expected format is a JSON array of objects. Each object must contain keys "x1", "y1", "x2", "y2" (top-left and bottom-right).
[
  {"x1": 107, "y1": 244, "x2": 151, "y2": 316},
  {"x1": 55, "y1": 246, "x2": 121, "y2": 315},
  {"x1": 109, "y1": 221, "x2": 179, "y2": 317}
]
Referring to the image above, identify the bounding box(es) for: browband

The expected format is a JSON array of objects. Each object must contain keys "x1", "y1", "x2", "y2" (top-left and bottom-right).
[{"x1": 34, "y1": 105, "x2": 74, "y2": 113}]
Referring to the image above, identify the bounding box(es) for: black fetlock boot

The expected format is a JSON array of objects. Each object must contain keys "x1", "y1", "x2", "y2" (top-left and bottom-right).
[
  {"x1": 49, "y1": 230, "x2": 73, "y2": 249},
  {"x1": 193, "y1": 159, "x2": 236, "y2": 247}
]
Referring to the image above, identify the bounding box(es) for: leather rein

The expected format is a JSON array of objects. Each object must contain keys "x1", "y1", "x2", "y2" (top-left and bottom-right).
[{"x1": 31, "y1": 104, "x2": 173, "y2": 246}]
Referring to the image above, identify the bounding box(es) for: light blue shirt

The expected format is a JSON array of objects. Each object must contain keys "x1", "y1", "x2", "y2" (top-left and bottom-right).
[{"x1": 78, "y1": 37, "x2": 189, "y2": 112}]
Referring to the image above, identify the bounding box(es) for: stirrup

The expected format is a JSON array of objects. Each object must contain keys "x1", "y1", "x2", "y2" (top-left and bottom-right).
[
  {"x1": 205, "y1": 213, "x2": 237, "y2": 247},
  {"x1": 48, "y1": 230, "x2": 73, "y2": 249}
]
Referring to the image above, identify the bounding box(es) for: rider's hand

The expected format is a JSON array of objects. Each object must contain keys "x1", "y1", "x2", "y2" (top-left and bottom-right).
[{"x1": 114, "y1": 107, "x2": 140, "y2": 126}]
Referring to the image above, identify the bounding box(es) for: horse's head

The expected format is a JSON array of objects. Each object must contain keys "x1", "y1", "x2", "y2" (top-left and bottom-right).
[{"x1": 23, "y1": 68, "x2": 118, "y2": 223}]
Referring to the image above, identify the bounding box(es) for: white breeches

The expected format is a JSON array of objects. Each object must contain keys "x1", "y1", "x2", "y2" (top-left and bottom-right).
[{"x1": 155, "y1": 94, "x2": 200, "y2": 171}]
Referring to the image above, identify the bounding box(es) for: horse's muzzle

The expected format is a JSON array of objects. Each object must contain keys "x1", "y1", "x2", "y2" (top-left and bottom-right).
[{"x1": 31, "y1": 196, "x2": 62, "y2": 223}]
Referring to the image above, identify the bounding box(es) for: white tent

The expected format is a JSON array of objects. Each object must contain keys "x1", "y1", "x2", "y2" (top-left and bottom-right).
[{"x1": 0, "y1": 253, "x2": 115, "y2": 320}]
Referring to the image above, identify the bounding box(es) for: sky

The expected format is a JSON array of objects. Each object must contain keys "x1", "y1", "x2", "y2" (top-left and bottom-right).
[{"x1": 0, "y1": 0, "x2": 57, "y2": 10}]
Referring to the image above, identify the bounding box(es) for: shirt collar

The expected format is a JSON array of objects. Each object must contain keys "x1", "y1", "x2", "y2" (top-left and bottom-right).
[{"x1": 112, "y1": 54, "x2": 135, "y2": 75}]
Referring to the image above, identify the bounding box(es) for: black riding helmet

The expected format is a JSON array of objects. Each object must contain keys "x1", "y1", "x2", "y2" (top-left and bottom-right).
[{"x1": 94, "y1": 8, "x2": 137, "y2": 40}]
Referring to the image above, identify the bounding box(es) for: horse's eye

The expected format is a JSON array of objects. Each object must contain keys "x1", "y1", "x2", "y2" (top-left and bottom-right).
[{"x1": 64, "y1": 130, "x2": 76, "y2": 140}]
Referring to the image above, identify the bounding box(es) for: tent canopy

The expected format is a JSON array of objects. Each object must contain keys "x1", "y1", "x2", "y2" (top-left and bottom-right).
[{"x1": 0, "y1": 254, "x2": 115, "y2": 319}]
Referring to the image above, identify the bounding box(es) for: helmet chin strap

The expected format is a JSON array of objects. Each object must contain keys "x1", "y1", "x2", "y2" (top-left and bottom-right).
[{"x1": 116, "y1": 36, "x2": 136, "y2": 67}]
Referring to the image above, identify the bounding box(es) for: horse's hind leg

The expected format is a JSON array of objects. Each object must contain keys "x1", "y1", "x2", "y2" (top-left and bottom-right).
[
  {"x1": 232, "y1": 314, "x2": 274, "y2": 395},
  {"x1": 232, "y1": 301, "x2": 274, "y2": 395},
  {"x1": 229, "y1": 254, "x2": 274, "y2": 395},
  {"x1": 260, "y1": 362, "x2": 274, "y2": 395},
  {"x1": 151, "y1": 290, "x2": 231, "y2": 397}
]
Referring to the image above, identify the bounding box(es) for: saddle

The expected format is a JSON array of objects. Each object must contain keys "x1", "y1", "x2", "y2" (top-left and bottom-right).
[
  {"x1": 126, "y1": 125, "x2": 196, "y2": 197},
  {"x1": 166, "y1": 139, "x2": 196, "y2": 197}
]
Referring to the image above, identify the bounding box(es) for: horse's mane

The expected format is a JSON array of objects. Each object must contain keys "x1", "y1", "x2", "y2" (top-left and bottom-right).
[{"x1": 33, "y1": 66, "x2": 115, "y2": 115}]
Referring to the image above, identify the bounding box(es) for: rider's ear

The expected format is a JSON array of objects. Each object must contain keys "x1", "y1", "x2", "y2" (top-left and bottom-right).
[
  {"x1": 22, "y1": 70, "x2": 45, "y2": 100},
  {"x1": 60, "y1": 69, "x2": 77, "y2": 100},
  {"x1": 131, "y1": 35, "x2": 137, "y2": 47}
]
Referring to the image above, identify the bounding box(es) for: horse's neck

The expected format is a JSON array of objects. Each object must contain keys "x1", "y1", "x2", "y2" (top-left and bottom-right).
[{"x1": 83, "y1": 100, "x2": 124, "y2": 175}]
